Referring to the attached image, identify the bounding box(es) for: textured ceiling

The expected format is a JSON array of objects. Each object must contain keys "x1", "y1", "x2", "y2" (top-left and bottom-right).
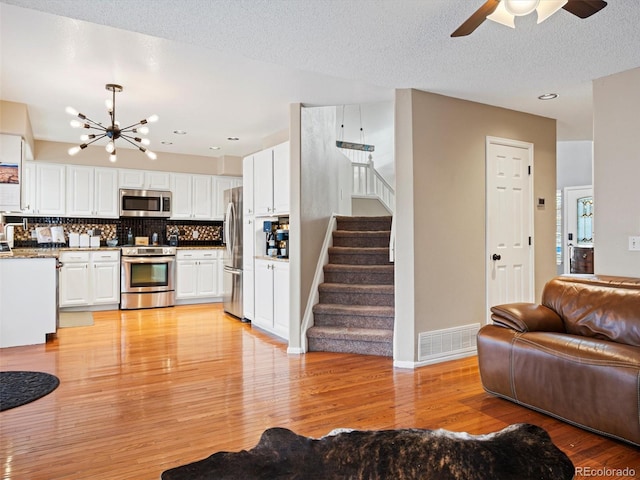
[{"x1": 1, "y1": 0, "x2": 640, "y2": 160}]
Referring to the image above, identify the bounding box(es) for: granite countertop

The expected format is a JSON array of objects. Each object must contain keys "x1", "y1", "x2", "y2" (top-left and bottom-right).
[
  {"x1": 255, "y1": 255, "x2": 289, "y2": 262},
  {"x1": 7, "y1": 247, "x2": 122, "y2": 259},
  {"x1": 4, "y1": 245, "x2": 224, "y2": 259}
]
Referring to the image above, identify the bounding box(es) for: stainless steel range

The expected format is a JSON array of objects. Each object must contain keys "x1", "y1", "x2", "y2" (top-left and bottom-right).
[{"x1": 120, "y1": 246, "x2": 177, "y2": 310}]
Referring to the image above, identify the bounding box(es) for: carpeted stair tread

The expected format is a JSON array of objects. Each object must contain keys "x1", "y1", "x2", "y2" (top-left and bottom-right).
[
  {"x1": 318, "y1": 283, "x2": 394, "y2": 294},
  {"x1": 332, "y1": 230, "x2": 391, "y2": 248},
  {"x1": 312, "y1": 304, "x2": 394, "y2": 329},
  {"x1": 323, "y1": 264, "x2": 394, "y2": 285},
  {"x1": 336, "y1": 216, "x2": 392, "y2": 232},
  {"x1": 328, "y1": 247, "x2": 391, "y2": 265},
  {"x1": 307, "y1": 326, "x2": 393, "y2": 342},
  {"x1": 313, "y1": 303, "x2": 395, "y2": 317}
]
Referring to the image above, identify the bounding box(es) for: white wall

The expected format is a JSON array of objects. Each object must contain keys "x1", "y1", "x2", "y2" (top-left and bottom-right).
[
  {"x1": 593, "y1": 67, "x2": 640, "y2": 276},
  {"x1": 336, "y1": 101, "x2": 394, "y2": 186},
  {"x1": 557, "y1": 141, "x2": 593, "y2": 190}
]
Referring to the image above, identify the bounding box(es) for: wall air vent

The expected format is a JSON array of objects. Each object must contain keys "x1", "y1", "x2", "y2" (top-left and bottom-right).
[{"x1": 418, "y1": 323, "x2": 480, "y2": 363}]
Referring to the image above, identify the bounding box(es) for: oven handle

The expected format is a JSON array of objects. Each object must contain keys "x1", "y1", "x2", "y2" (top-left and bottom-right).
[{"x1": 121, "y1": 256, "x2": 176, "y2": 264}]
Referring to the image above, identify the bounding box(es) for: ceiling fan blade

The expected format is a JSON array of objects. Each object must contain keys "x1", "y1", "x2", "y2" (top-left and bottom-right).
[
  {"x1": 451, "y1": 0, "x2": 501, "y2": 37},
  {"x1": 562, "y1": 0, "x2": 607, "y2": 18}
]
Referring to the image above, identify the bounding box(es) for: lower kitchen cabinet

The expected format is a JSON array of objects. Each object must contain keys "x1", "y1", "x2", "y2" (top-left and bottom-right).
[
  {"x1": 253, "y1": 258, "x2": 289, "y2": 340},
  {"x1": 59, "y1": 250, "x2": 120, "y2": 308},
  {"x1": 176, "y1": 249, "x2": 222, "y2": 303}
]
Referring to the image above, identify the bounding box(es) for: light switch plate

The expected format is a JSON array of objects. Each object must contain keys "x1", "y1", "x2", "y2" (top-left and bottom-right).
[{"x1": 629, "y1": 236, "x2": 640, "y2": 251}]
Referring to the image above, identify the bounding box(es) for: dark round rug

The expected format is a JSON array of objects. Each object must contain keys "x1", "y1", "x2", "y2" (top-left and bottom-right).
[{"x1": 0, "y1": 371, "x2": 60, "y2": 412}]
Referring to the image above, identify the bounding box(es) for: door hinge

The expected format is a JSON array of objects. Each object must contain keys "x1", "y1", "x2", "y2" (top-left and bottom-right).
[
  {"x1": 528, "y1": 165, "x2": 531, "y2": 175},
  {"x1": 529, "y1": 236, "x2": 532, "y2": 246}
]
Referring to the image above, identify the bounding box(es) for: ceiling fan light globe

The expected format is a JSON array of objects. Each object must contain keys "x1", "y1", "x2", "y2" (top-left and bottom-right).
[{"x1": 504, "y1": 0, "x2": 540, "y2": 16}]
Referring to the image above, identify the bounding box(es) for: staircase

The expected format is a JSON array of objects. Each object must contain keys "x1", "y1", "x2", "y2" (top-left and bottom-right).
[{"x1": 307, "y1": 216, "x2": 394, "y2": 356}]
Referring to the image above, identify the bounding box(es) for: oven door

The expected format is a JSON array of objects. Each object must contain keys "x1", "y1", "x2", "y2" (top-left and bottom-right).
[{"x1": 121, "y1": 255, "x2": 176, "y2": 293}]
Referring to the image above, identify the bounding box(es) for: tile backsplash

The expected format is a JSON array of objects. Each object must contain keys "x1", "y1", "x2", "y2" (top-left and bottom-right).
[{"x1": 5, "y1": 215, "x2": 223, "y2": 247}]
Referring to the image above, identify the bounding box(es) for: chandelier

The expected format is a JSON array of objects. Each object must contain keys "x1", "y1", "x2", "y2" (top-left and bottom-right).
[{"x1": 66, "y1": 83, "x2": 158, "y2": 163}]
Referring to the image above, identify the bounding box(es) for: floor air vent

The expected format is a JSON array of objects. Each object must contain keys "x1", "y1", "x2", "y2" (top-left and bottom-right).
[{"x1": 418, "y1": 323, "x2": 480, "y2": 363}]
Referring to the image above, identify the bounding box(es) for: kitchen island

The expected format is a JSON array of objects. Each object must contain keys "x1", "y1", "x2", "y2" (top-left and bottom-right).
[{"x1": 0, "y1": 254, "x2": 58, "y2": 348}]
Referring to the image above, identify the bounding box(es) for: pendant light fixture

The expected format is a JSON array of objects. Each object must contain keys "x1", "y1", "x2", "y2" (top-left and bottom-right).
[{"x1": 66, "y1": 83, "x2": 158, "y2": 163}]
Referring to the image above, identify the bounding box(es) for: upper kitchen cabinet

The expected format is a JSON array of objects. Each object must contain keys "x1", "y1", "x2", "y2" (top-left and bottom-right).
[
  {"x1": 171, "y1": 173, "x2": 213, "y2": 220},
  {"x1": 243, "y1": 155, "x2": 254, "y2": 217},
  {"x1": 66, "y1": 166, "x2": 118, "y2": 218},
  {"x1": 118, "y1": 169, "x2": 171, "y2": 190},
  {"x1": 213, "y1": 176, "x2": 242, "y2": 219},
  {"x1": 21, "y1": 161, "x2": 65, "y2": 215},
  {"x1": 254, "y1": 141, "x2": 290, "y2": 216}
]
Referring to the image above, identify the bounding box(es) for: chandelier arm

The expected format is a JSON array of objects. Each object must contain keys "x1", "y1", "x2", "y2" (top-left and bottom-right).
[
  {"x1": 119, "y1": 135, "x2": 146, "y2": 150},
  {"x1": 81, "y1": 133, "x2": 108, "y2": 147},
  {"x1": 119, "y1": 121, "x2": 146, "y2": 132},
  {"x1": 120, "y1": 133, "x2": 144, "y2": 143},
  {"x1": 82, "y1": 117, "x2": 108, "y2": 130}
]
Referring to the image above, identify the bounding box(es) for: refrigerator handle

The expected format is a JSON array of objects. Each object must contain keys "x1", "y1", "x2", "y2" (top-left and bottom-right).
[{"x1": 224, "y1": 201, "x2": 233, "y2": 252}]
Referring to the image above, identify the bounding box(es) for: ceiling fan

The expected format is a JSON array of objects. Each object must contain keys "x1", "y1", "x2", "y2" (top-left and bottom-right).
[{"x1": 451, "y1": 0, "x2": 607, "y2": 37}]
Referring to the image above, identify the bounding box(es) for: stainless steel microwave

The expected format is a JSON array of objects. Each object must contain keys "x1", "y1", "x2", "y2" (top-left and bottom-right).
[{"x1": 119, "y1": 189, "x2": 172, "y2": 218}]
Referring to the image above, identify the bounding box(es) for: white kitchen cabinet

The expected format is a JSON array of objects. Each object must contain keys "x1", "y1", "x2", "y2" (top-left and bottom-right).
[
  {"x1": 66, "y1": 166, "x2": 118, "y2": 218},
  {"x1": 176, "y1": 249, "x2": 222, "y2": 302},
  {"x1": 118, "y1": 169, "x2": 171, "y2": 190},
  {"x1": 242, "y1": 155, "x2": 254, "y2": 217},
  {"x1": 59, "y1": 250, "x2": 120, "y2": 308},
  {"x1": 192, "y1": 174, "x2": 213, "y2": 219},
  {"x1": 21, "y1": 161, "x2": 66, "y2": 215},
  {"x1": 242, "y1": 215, "x2": 255, "y2": 321},
  {"x1": 59, "y1": 251, "x2": 90, "y2": 306},
  {"x1": 272, "y1": 141, "x2": 290, "y2": 214},
  {"x1": 91, "y1": 251, "x2": 121, "y2": 304},
  {"x1": 253, "y1": 258, "x2": 289, "y2": 340},
  {"x1": 253, "y1": 148, "x2": 273, "y2": 216},
  {"x1": 253, "y1": 141, "x2": 290, "y2": 216},
  {"x1": 0, "y1": 257, "x2": 57, "y2": 348},
  {"x1": 213, "y1": 176, "x2": 242, "y2": 219},
  {"x1": 171, "y1": 173, "x2": 213, "y2": 220}
]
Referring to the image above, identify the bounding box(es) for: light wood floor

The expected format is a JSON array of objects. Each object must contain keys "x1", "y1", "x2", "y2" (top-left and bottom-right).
[{"x1": 1, "y1": 304, "x2": 638, "y2": 480}]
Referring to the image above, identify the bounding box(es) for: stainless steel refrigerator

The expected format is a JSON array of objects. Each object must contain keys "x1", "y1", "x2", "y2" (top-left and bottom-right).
[{"x1": 223, "y1": 186, "x2": 243, "y2": 319}]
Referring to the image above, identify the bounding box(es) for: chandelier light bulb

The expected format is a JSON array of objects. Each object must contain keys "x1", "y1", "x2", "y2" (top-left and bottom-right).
[
  {"x1": 138, "y1": 126, "x2": 149, "y2": 135},
  {"x1": 146, "y1": 114, "x2": 159, "y2": 123},
  {"x1": 145, "y1": 150, "x2": 157, "y2": 160},
  {"x1": 109, "y1": 153, "x2": 117, "y2": 163},
  {"x1": 68, "y1": 145, "x2": 82, "y2": 156},
  {"x1": 140, "y1": 138, "x2": 150, "y2": 146},
  {"x1": 504, "y1": 0, "x2": 540, "y2": 16},
  {"x1": 65, "y1": 106, "x2": 79, "y2": 116},
  {"x1": 105, "y1": 141, "x2": 115, "y2": 153},
  {"x1": 70, "y1": 120, "x2": 83, "y2": 128},
  {"x1": 105, "y1": 99, "x2": 113, "y2": 112}
]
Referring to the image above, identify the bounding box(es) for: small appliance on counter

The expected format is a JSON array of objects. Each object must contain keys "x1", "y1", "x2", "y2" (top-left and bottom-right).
[
  {"x1": 263, "y1": 219, "x2": 289, "y2": 258},
  {"x1": 168, "y1": 228, "x2": 179, "y2": 246}
]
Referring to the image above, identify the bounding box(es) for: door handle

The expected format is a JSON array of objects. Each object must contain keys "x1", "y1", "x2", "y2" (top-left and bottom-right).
[{"x1": 492, "y1": 254, "x2": 501, "y2": 261}]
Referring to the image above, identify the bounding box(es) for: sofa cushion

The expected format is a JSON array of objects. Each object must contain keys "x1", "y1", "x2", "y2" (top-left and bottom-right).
[{"x1": 541, "y1": 275, "x2": 640, "y2": 347}]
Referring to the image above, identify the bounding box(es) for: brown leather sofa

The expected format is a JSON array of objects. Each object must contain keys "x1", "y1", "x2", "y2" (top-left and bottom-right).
[{"x1": 477, "y1": 275, "x2": 640, "y2": 446}]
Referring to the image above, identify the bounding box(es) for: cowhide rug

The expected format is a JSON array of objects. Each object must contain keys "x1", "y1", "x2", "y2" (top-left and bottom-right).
[{"x1": 161, "y1": 423, "x2": 574, "y2": 480}]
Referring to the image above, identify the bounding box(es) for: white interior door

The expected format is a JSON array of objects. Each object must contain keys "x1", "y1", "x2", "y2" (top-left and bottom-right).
[
  {"x1": 563, "y1": 185, "x2": 593, "y2": 274},
  {"x1": 486, "y1": 137, "x2": 534, "y2": 316}
]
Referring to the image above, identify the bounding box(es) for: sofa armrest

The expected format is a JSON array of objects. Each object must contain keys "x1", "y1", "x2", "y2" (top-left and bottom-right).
[{"x1": 490, "y1": 303, "x2": 565, "y2": 333}]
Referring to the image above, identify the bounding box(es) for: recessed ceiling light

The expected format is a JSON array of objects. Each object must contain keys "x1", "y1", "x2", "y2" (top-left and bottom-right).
[
  {"x1": 538, "y1": 93, "x2": 559, "y2": 100},
  {"x1": 173, "y1": 130, "x2": 187, "y2": 135},
  {"x1": 161, "y1": 141, "x2": 173, "y2": 145},
  {"x1": 227, "y1": 136, "x2": 240, "y2": 141},
  {"x1": 209, "y1": 146, "x2": 221, "y2": 150}
]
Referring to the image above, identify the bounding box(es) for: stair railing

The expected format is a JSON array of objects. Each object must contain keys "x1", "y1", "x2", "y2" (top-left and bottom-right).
[
  {"x1": 299, "y1": 213, "x2": 338, "y2": 352},
  {"x1": 351, "y1": 159, "x2": 395, "y2": 213}
]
